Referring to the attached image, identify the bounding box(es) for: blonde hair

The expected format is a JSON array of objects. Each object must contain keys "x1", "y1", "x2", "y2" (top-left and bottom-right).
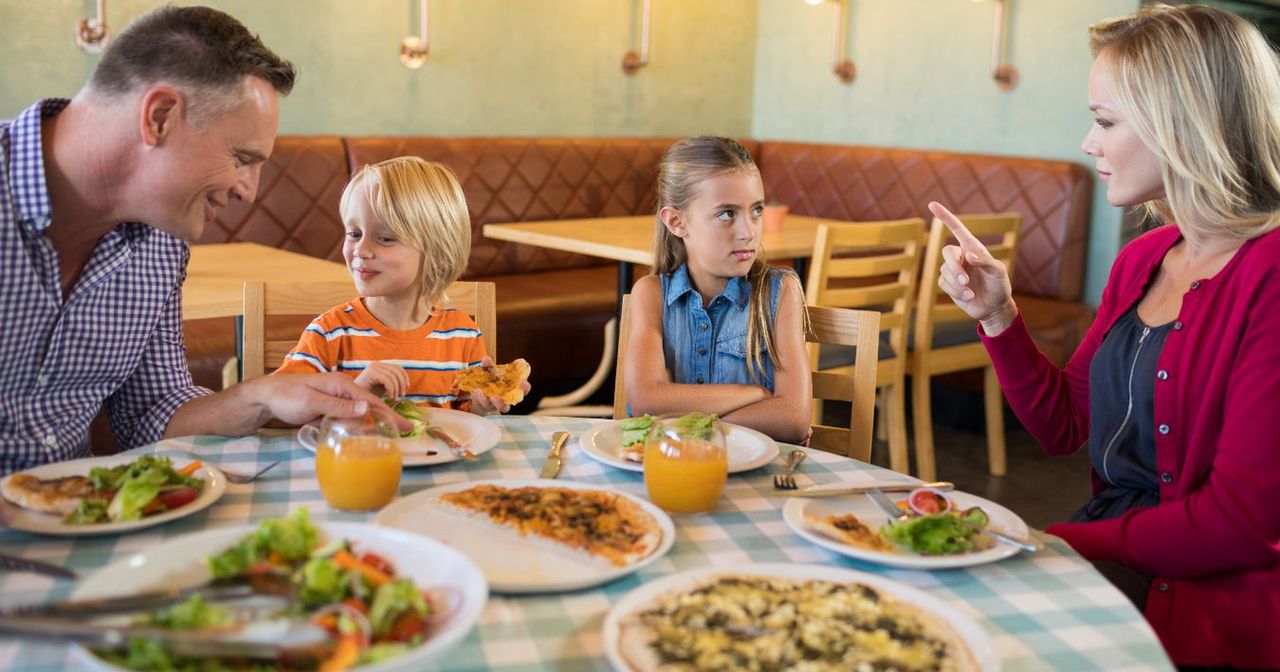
[
  {"x1": 339, "y1": 157, "x2": 471, "y2": 306},
  {"x1": 1089, "y1": 3, "x2": 1280, "y2": 243},
  {"x1": 654, "y1": 136, "x2": 791, "y2": 382}
]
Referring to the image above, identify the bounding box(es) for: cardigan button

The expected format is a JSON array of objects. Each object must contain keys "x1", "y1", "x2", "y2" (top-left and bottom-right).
[
  {"x1": 1172, "y1": 321, "x2": 1183, "y2": 331},
  {"x1": 1156, "y1": 581, "x2": 1170, "y2": 592},
  {"x1": 1157, "y1": 370, "x2": 1168, "y2": 381},
  {"x1": 1158, "y1": 424, "x2": 1170, "y2": 435},
  {"x1": 1190, "y1": 281, "x2": 1201, "y2": 290},
  {"x1": 1161, "y1": 471, "x2": 1172, "y2": 483}
]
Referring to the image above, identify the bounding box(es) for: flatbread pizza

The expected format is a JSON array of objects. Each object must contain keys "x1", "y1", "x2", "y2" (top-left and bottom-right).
[
  {"x1": 617, "y1": 574, "x2": 979, "y2": 671},
  {"x1": 0, "y1": 474, "x2": 96, "y2": 516},
  {"x1": 805, "y1": 512, "x2": 893, "y2": 552},
  {"x1": 436, "y1": 484, "x2": 661, "y2": 567},
  {"x1": 452, "y1": 358, "x2": 531, "y2": 406}
]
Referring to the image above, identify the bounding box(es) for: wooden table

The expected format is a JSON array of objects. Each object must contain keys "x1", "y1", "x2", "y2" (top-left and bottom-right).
[
  {"x1": 183, "y1": 243, "x2": 351, "y2": 320},
  {"x1": 483, "y1": 215, "x2": 834, "y2": 415}
]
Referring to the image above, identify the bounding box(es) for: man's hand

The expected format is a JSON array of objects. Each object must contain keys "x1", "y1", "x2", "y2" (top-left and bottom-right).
[{"x1": 243, "y1": 373, "x2": 410, "y2": 431}]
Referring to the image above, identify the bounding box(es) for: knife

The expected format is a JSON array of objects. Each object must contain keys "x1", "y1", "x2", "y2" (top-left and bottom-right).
[
  {"x1": 785, "y1": 481, "x2": 954, "y2": 498},
  {"x1": 540, "y1": 431, "x2": 570, "y2": 479},
  {"x1": 865, "y1": 488, "x2": 1042, "y2": 552},
  {"x1": 0, "y1": 616, "x2": 334, "y2": 661},
  {"x1": 0, "y1": 552, "x2": 78, "y2": 580},
  {"x1": 427, "y1": 426, "x2": 475, "y2": 460}
]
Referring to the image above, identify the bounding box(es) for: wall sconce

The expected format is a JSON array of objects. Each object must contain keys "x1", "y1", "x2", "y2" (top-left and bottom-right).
[
  {"x1": 807, "y1": 0, "x2": 855, "y2": 84},
  {"x1": 400, "y1": 0, "x2": 430, "y2": 69},
  {"x1": 988, "y1": 0, "x2": 1018, "y2": 91},
  {"x1": 622, "y1": 0, "x2": 651, "y2": 76},
  {"x1": 76, "y1": 0, "x2": 109, "y2": 54}
]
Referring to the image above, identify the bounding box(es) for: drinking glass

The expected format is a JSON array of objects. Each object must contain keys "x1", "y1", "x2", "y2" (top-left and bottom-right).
[
  {"x1": 314, "y1": 413, "x2": 402, "y2": 511},
  {"x1": 642, "y1": 416, "x2": 728, "y2": 515}
]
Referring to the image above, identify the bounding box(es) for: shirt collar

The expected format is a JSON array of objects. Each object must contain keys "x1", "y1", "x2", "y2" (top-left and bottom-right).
[
  {"x1": 665, "y1": 263, "x2": 751, "y2": 310},
  {"x1": 7, "y1": 99, "x2": 70, "y2": 232}
]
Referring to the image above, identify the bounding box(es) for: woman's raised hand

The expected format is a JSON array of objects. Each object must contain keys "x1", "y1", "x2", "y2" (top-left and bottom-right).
[{"x1": 928, "y1": 201, "x2": 1018, "y2": 336}]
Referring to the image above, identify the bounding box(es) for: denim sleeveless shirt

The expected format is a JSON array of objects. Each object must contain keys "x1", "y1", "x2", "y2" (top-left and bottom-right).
[{"x1": 659, "y1": 264, "x2": 787, "y2": 391}]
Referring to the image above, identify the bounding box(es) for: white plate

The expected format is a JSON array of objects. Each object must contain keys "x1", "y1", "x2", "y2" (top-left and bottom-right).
[
  {"x1": 0, "y1": 455, "x2": 226, "y2": 537},
  {"x1": 578, "y1": 420, "x2": 780, "y2": 474},
  {"x1": 70, "y1": 520, "x2": 488, "y2": 672},
  {"x1": 297, "y1": 408, "x2": 502, "y2": 467},
  {"x1": 783, "y1": 483, "x2": 1030, "y2": 569},
  {"x1": 602, "y1": 563, "x2": 1000, "y2": 672},
  {"x1": 374, "y1": 479, "x2": 676, "y2": 594}
]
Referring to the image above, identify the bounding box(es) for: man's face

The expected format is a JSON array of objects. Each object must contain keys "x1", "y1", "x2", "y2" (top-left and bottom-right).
[{"x1": 139, "y1": 76, "x2": 279, "y2": 240}]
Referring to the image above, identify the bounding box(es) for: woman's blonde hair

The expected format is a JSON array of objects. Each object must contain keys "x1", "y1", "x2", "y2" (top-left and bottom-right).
[
  {"x1": 654, "y1": 136, "x2": 792, "y2": 382},
  {"x1": 1089, "y1": 3, "x2": 1280, "y2": 243},
  {"x1": 339, "y1": 157, "x2": 471, "y2": 305}
]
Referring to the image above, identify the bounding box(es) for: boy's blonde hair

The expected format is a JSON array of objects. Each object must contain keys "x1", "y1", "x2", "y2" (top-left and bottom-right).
[
  {"x1": 339, "y1": 157, "x2": 471, "y2": 305},
  {"x1": 654, "y1": 136, "x2": 795, "y2": 382},
  {"x1": 1090, "y1": 3, "x2": 1280, "y2": 243}
]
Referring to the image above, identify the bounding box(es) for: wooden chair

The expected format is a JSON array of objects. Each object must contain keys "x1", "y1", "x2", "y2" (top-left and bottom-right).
[
  {"x1": 908, "y1": 213, "x2": 1021, "y2": 481},
  {"x1": 612, "y1": 295, "x2": 881, "y2": 462},
  {"x1": 241, "y1": 280, "x2": 497, "y2": 381},
  {"x1": 804, "y1": 218, "x2": 926, "y2": 474}
]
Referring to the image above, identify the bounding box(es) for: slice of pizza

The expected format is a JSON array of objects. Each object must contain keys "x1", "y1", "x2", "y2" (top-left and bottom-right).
[
  {"x1": 0, "y1": 474, "x2": 96, "y2": 516},
  {"x1": 437, "y1": 484, "x2": 661, "y2": 566},
  {"x1": 805, "y1": 512, "x2": 892, "y2": 551},
  {"x1": 452, "y1": 359, "x2": 531, "y2": 406}
]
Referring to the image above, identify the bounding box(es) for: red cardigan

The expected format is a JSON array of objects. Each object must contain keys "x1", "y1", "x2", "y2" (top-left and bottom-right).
[{"x1": 979, "y1": 225, "x2": 1280, "y2": 669}]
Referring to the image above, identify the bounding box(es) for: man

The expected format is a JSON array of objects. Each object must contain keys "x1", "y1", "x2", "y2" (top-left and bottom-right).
[{"x1": 0, "y1": 6, "x2": 399, "y2": 475}]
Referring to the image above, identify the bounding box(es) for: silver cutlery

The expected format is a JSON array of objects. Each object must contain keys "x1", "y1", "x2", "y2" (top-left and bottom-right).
[
  {"x1": 784, "y1": 481, "x2": 954, "y2": 498},
  {"x1": 865, "y1": 488, "x2": 1042, "y2": 552},
  {"x1": 221, "y1": 461, "x2": 280, "y2": 484},
  {"x1": 0, "y1": 552, "x2": 78, "y2": 580},
  {"x1": 773, "y1": 450, "x2": 808, "y2": 489},
  {"x1": 427, "y1": 427, "x2": 475, "y2": 460},
  {"x1": 0, "y1": 572, "x2": 294, "y2": 619},
  {"x1": 540, "y1": 431, "x2": 569, "y2": 479}
]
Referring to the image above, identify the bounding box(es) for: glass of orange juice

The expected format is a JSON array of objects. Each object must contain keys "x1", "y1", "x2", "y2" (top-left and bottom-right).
[
  {"x1": 315, "y1": 414, "x2": 402, "y2": 512},
  {"x1": 643, "y1": 414, "x2": 727, "y2": 515}
]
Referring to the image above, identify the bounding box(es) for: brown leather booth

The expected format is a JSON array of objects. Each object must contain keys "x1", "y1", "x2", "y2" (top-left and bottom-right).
[{"x1": 182, "y1": 136, "x2": 1095, "y2": 402}]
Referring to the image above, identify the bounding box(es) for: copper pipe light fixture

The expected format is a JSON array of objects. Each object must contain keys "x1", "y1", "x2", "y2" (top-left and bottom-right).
[
  {"x1": 401, "y1": 0, "x2": 431, "y2": 69},
  {"x1": 988, "y1": 0, "x2": 1018, "y2": 91},
  {"x1": 76, "y1": 0, "x2": 109, "y2": 54},
  {"x1": 622, "y1": 0, "x2": 651, "y2": 75},
  {"x1": 807, "y1": 0, "x2": 854, "y2": 84}
]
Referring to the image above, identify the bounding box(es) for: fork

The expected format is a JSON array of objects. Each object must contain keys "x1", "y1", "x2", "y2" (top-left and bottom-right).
[
  {"x1": 773, "y1": 449, "x2": 808, "y2": 489},
  {"x1": 220, "y1": 461, "x2": 280, "y2": 484}
]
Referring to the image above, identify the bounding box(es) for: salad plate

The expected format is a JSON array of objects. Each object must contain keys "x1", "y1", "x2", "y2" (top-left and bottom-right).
[
  {"x1": 578, "y1": 418, "x2": 779, "y2": 474},
  {"x1": 71, "y1": 512, "x2": 488, "y2": 672},
  {"x1": 783, "y1": 482, "x2": 1030, "y2": 569},
  {"x1": 0, "y1": 454, "x2": 225, "y2": 537},
  {"x1": 297, "y1": 407, "x2": 501, "y2": 467}
]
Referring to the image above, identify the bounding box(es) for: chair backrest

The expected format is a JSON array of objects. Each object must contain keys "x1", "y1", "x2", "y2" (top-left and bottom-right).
[
  {"x1": 804, "y1": 218, "x2": 925, "y2": 373},
  {"x1": 807, "y1": 305, "x2": 881, "y2": 461},
  {"x1": 613, "y1": 294, "x2": 633, "y2": 420},
  {"x1": 914, "y1": 213, "x2": 1021, "y2": 357},
  {"x1": 241, "y1": 280, "x2": 497, "y2": 381}
]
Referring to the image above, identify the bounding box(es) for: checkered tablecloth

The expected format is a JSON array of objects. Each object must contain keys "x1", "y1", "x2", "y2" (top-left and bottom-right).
[{"x1": 0, "y1": 416, "x2": 1172, "y2": 671}]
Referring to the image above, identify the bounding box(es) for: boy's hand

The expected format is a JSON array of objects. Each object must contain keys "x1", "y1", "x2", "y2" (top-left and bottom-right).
[
  {"x1": 355, "y1": 361, "x2": 410, "y2": 400},
  {"x1": 465, "y1": 357, "x2": 531, "y2": 416}
]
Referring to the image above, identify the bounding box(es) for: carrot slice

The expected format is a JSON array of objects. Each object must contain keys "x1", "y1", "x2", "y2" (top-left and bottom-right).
[
  {"x1": 333, "y1": 549, "x2": 391, "y2": 587},
  {"x1": 176, "y1": 460, "x2": 202, "y2": 477},
  {"x1": 318, "y1": 634, "x2": 362, "y2": 672}
]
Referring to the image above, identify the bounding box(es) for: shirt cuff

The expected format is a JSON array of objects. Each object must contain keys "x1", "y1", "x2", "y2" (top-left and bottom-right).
[{"x1": 132, "y1": 384, "x2": 213, "y2": 447}]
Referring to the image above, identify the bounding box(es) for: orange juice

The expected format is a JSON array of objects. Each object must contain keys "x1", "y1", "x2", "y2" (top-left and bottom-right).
[
  {"x1": 315, "y1": 437, "x2": 402, "y2": 511},
  {"x1": 643, "y1": 438, "x2": 728, "y2": 514}
]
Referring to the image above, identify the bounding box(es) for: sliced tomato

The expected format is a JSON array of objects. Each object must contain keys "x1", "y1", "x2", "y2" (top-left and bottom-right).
[
  {"x1": 386, "y1": 612, "x2": 427, "y2": 643},
  {"x1": 156, "y1": 487, "x2": 198, "y2": 510},
  {"x1": 358, "y1": 552, "x2": 395, "y2": 576}
]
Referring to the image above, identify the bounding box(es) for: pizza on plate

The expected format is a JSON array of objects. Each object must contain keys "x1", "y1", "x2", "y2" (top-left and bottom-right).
[
  {"x1": 805, "y1": 512, "x2": 892, "y2": 552},
  {"x1": 437, "y1": 484, "x2": 661, "y2": 567},
  {"x1": 452, "y1": 358, "x2": 531, "y2": 406},
  {"x1": 0, "y1": 474, "x2": 96, "y2": 516},
  {"x1": 618, "y1": 574, "x2": 978, "y2": 671}
]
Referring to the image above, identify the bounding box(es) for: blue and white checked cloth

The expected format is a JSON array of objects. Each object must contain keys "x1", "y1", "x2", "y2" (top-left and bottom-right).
[{"x1": 0, "y1": 416, "x2": 1174, "y2": 671}]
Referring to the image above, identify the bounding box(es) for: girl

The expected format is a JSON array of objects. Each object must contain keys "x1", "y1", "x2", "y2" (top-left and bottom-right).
[
  {"x1": 623, "y1": 136, "x2": 811, "y2": 444},
  {"x1": 275, "y1": 157, "x2": 525, "y2": 415},
  {"x1": 932, "y1": 5, "x2": 1280, "y2": 668}
]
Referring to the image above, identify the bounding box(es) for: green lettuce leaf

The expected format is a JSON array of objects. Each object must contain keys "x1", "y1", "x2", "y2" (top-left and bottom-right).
[{"x1": 367, "y1": 578, "x2": 428, "y2": 636}]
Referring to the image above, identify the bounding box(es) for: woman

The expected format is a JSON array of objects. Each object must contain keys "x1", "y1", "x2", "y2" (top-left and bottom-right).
[{"x1": 931, "y1": 4, "x2": 1280, "y2": 669}]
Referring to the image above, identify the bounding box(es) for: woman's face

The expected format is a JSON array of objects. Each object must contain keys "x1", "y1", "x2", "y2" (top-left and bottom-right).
[{"x1": 1081, "y1": 52, "x2": 1165, "y2": 207}]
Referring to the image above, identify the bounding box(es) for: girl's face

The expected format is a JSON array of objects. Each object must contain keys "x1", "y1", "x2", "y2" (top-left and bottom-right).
[
  {"x1": 341, "y1": 179, "x2": 423, "y2": 301},
  {"x1": 663, "y1": 168, "x2": 765, "y2": 281},
  {"x1": 1081, "y1": 53, "x2": 1164, "y2": 207}
]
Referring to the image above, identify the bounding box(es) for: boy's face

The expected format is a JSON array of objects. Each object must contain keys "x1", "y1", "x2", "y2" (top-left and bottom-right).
[{"x1": 341, "y1": 178, "x2": 423, "y2": 300}]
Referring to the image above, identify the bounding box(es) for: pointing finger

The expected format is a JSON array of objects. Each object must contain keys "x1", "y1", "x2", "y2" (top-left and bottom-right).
[{"x1": 928, "y1": 201, "x2": 987, "y2": 254}]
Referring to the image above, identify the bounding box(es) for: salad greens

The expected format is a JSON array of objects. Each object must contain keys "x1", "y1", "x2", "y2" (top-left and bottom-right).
[
  {"x1": 386, "y1": 398, "x2": 429, "y2": 438},
  {"x1": 619, "y1": 412, "x2": 719, "y2": 447},
  {"x1": 63, "y1": 455, "x2": 205, "y2": 524},
  {"x1": 881, "y1": 506, "x2": 991, "y2": 555},
  {"x1": 619, "y1": 415, "x2": 656, "y2": 447},
  {"x1": 143, "y1": 594, "x2": 233, "y2": 630},
  {"x1": 368, "y1": 579, "x2": 428, "y2": 637},
  {"x1": 208, "y1": 508, "x2": 318, "y2": 578}
]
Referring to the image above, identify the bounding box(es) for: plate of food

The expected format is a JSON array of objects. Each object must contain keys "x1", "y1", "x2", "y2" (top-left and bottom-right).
[
  {"x1": 0, "y1": 454, "x2": 226, "y2": 536},
  {"x1": 602, "y1": 563, "x2": 999, "y2": 671},
  {"x1": 578, "y1": 413, "x2": 779, "y2": 474},
  {"x1": 374, "y1": 479, "x2": 675, "y2": 594},
  {"x1": 298, "y1": 405, "x2": 501, "y2": 467},
  {"x1": 70, "y1": 509, "x2": 487, "y2": 672},
  {"x1": 783, "y1": 484, "x2": 1030, "y2": 569}
]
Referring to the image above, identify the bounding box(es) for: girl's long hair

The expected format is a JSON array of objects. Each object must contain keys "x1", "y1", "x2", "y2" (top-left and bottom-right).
[{"x1": 654, "y1": 136, "x2": 785, "y2": 382}]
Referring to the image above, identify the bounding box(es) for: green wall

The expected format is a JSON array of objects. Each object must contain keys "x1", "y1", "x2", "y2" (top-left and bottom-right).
[
  {"x1": 752, "y1": 0, "x2": 1140, "y2": 304},
  {"x1": 1, "y1": 0, "x2": 1145, "y2": 304}
]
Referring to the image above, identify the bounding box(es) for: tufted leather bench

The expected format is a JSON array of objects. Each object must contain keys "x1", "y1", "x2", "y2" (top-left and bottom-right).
[{"x1": 180, "y1": 136, "x2": 1095, "y2": 403}]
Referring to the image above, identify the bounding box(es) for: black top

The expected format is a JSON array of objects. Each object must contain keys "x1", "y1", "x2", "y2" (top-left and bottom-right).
[{"x1": 1070, "y1": 307, "x2": 1174, "y2": 523}]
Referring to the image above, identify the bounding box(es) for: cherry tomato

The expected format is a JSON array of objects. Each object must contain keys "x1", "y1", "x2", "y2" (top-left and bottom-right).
[
  {"x1": 386, "y1": 613, "x2": 427, "y2": 643},
  {"x1": 359, "y1": 551, "x2": 396, "y2": 576},
  {"x1": 156, "y1": 487, "x2": 198, "y2": 510}
]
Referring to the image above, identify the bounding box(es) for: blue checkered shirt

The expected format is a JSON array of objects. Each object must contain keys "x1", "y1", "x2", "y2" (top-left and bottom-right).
[{"x1": 0, "y1": 99, "x2": 210, "y2": 475}]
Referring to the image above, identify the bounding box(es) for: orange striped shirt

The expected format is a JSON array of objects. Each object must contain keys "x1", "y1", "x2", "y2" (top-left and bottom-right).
[{"x1": 273, "y1": 298, "x2": 487, "y2": 408}]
